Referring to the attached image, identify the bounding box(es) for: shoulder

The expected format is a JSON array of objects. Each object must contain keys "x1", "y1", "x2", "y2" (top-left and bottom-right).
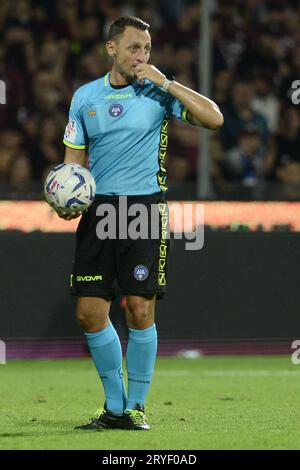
[{"x1": 73, "y1": 76, "x2": 106, "y2": 106}]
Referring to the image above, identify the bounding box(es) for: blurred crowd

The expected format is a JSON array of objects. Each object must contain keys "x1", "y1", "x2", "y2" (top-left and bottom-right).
[{"x1": 0, "y1": 0, "x2": 300, "y2": 199}]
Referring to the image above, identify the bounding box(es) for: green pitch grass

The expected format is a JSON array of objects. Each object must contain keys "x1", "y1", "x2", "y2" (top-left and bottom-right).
[{"x1": 1, "y1": 356, "x2": 300, "y2": 450}]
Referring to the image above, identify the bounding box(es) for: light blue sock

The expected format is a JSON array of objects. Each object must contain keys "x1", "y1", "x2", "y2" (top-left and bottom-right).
[
  {"x1": 85, "y1": 322, "x2": 127, "y2": 415},
  {"x1": 126, "y1": 324, "x2": 157, "y2": 409}
]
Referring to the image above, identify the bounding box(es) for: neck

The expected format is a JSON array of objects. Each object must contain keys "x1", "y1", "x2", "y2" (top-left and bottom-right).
[{"x1": 109, "y1": 67, "x2": 133, "y2": 86}]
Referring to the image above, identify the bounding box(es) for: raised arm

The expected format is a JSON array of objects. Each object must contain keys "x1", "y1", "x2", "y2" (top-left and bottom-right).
[
  {"x1": 133, "y1": 64, "x2": 224, "y2": 130},
  {"x1": 166, "y1": 81, "x2": 224, "y2": 130}
]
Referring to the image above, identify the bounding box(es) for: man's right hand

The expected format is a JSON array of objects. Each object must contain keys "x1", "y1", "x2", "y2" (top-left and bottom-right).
[{"x1": 57, "y1": 211, "x2": 83, "y2": 221}]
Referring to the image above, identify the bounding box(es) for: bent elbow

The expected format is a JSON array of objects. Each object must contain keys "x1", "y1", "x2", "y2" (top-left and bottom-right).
[{"x1": 210, "y1": 111, "x2": 224, "y2": 130}]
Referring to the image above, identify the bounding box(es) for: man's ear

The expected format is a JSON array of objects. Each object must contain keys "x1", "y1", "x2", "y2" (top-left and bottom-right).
[{"x1": 106, "y1": 41, "x2": 115, "y2": 57}]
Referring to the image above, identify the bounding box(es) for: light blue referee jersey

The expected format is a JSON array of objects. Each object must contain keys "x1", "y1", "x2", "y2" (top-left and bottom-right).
[{"x1": 63, "y1": 72, "x2": 188, "y2": 195}]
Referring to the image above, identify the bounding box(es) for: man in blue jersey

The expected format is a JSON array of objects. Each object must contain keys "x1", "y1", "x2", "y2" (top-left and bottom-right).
[{"x1": 61, "y1": 16, "x2": 223, "y2": 431}]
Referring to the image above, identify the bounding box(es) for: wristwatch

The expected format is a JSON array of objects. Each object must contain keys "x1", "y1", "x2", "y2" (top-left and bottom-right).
[{"x1": 161, "y1": 75, "x2": 175, "y2": 91}]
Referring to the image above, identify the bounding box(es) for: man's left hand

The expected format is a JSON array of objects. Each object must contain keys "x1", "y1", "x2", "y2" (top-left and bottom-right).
[{"x1": 134, "y1": 64, "x2": 165, "y2": 87}]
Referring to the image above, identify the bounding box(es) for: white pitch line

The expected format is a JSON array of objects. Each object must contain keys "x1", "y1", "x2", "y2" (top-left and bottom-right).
[
  {"x1": 155, "y1": 370, "x2": 300, "y2": 377},
  {"x1": 202, "y1": 370, "x2": 300, "y2": 377},
  {"x1": 155, "y1": 371, "x2": 191, "y2": 376}
]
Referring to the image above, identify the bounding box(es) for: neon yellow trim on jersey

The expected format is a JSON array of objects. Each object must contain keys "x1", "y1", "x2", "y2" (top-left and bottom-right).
[
  {"x1": 182, "y1": 108, "x2": 189, "y2": 122},
  {"x1": 104, "y1": 73, "x2": 109, "y2": 87},
  {"x1": 63, "y1": 139, "x2": 87, "y2": 150},
  {"x1": 105, "y1": 93, "x2": 133, "y2": 100}
]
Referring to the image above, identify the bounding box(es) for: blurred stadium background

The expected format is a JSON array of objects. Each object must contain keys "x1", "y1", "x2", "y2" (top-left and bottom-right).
[
  {"x1": 1, "y1": 0, "x2": 300, "y2": 450},
  {"x1": 0, "y1": 0, "x2": 300, "y2": 449}
]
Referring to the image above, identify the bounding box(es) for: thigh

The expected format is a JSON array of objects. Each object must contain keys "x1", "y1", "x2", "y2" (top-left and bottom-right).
[
  {"x1": 71, "y1": 199, "x2": 116, "y2": 298},
  {"x1": 117, "y1": 196, "x2": 169, "y2": 298},
  {"x1": 77, "y1": 296, "x2": 112, "y2": 316}
]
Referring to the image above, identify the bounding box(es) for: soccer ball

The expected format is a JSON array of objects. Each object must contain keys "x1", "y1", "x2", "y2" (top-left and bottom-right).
[{"x1": 44, "y1": 163, "x2": 96, "y2": 213}]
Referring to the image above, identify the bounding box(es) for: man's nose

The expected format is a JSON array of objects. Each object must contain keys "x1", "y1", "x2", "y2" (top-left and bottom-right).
[{"x1": 136, "y1": 51, "x2": 146, "y2": 63}]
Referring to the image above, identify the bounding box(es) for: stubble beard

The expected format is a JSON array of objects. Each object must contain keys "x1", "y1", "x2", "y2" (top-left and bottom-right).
[
  {"x1": 120, "y1": 68, "x2": 135, "y2": 84},
  {"x1": 115, "y1": 61, "x2": 136, "y2": 84}
]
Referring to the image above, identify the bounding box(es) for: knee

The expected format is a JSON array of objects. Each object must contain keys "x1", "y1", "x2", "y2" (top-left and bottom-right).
[
  {"x1": 126, "y1": 298, "x2": 154, "y2": 329},
  {"x1": 76, "y1": 298, "x2": 109, "y2": 332},
  {"x1": 76, "y1": 306, "x2": 92, "y2": 331},
  {"x1": 76, "y1": 306, "x2": 97, "y2": 332}
]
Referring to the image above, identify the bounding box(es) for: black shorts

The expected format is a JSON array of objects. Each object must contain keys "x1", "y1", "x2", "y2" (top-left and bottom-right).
[{"x1": 70, "y1": 193, "x2": 169, "y2": 299}]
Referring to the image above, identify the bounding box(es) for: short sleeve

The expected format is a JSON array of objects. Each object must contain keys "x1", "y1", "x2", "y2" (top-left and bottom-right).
[
  {"x1": 166, "y1": 95, "x2": 189, "y2": 123},
  {"x1": 63, "y1": 92, "x2": 88, "y2": 149}
]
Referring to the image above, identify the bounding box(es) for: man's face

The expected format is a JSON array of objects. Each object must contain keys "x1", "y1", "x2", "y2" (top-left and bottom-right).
[{"x1": 107, "y1": 26, "x2": 151, "y2": 82}]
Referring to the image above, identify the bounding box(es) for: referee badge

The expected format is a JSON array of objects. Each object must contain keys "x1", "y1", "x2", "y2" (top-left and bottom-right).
[
  {"x1": 109, "y1": 103, "x2": 123, "y2": 117},
  {"x1": 134, "y1": 265, "x2": 149, "y2": 281}
]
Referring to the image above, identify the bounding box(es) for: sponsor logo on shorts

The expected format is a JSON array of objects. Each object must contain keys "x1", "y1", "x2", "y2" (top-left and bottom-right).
[
  {"x1": 76, "y1": 275, "x2": 103, "y2": 282},
  {"x1": 134, "y1": 265, "x2": 149, "y2": 281},
  {"x1": 109, "y1": 103, "x2": 123, "y2": 117}
]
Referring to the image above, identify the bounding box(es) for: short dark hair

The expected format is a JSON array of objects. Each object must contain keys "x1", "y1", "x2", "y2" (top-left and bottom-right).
[{"x1": 107, "y1": 16, "x2": 150, "y2": 41}]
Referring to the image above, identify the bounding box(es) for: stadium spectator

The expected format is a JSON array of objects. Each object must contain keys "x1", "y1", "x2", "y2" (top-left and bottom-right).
[
  {"x1": 213, "y1": 69, "x2": 233, "y2": 108},
  {"x1": 8, "y1": 153, "x2": 34, "y2": 189},
  {"x1": 220, "y1": 81, "x2": 269, "y2": 151},
  {"x1": 0, "y1": 129, "x2": 24, "y2": 182},
  {"x1": 167, "y1": 140, "x2": 190, "y2": 184},
  {"x1": 222, "y1": 127, "x2": 266, "y2": 186},
  {"x1": 252, "y1": 75, "x2": 279, "y2": 133},
  {"x1": 29, "y1": 116, "x2": 65, "y2": 180},
  {"x1": 273, "y1": 107, "x2": 300, "y2": 184}
]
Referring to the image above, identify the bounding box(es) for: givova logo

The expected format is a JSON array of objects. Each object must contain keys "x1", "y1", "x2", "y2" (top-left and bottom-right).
[{"x1": 76, "y1": 275, "x2": 103, "y2": 282}]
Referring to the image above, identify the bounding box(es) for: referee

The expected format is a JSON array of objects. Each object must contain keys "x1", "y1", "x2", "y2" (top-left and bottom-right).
[{"x1": 60, "y1": 16, "x2": 223, "y2": 430}]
